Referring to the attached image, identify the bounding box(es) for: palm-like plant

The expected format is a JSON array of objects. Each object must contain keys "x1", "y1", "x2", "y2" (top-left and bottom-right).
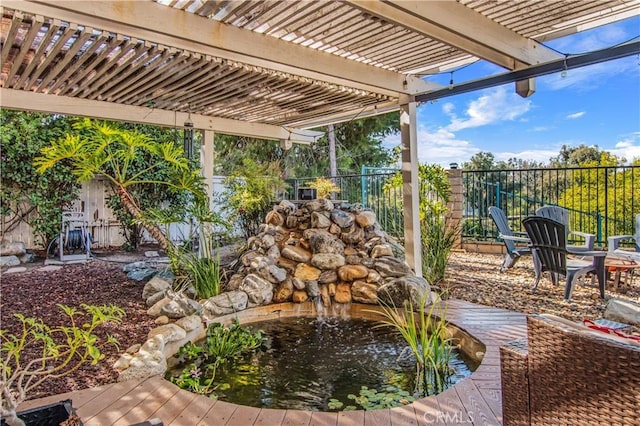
[{"x1": 34, "y1": 119, "x2": 206, "y2": 249}]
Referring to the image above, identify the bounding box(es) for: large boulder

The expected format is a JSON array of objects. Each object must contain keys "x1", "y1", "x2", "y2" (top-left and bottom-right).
[
  {"x1": 311, "y1": 253, "x2": 346, "y2": 270},
  {"x1": 604, "y1": 298, "x2": 640, "y2": 326},
  {"x1": 202, "y1": 291, "x2": 248, "y2": 317},
  {"x1": 0, "y1": 256, "x2": 20, "y2": 267},
  {"x1": 330, "y1": 210, "x2": 355, "y2": 229},
  {"x1": 240, "y1": 274, "x2": 274, "y2": 306},
  {"x1": 142, "y1": 276, "x2": 172, "y2": 300},
  {"x1": 351, "y1": 281, "x2": 378, "y2": 304},
  {"x1": 378, "y1": 276, "x2": 436, "y2": 308},
  {"x1": 281, "y1": 245, "x2": 312, "y2": 263},
  {"x1": 160, "y1": 292, "x2": 202, "y2": 319},
  {"x1": 0, "y1": 242, "x2": 26, "y2": 257},
  {"x1": 374, "y1": 257, "x2": 412, "y2": 278}
]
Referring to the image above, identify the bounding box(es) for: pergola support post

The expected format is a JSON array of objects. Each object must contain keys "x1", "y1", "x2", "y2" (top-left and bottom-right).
[
  {"x1": 198, "y1": 129, "x2": 215, "y2": 258},
  {"x1": 400, "y1": 99, "x2": 422, "y2": 277},
  {"x1": 200, "y1": 130, "x2": 215, "y2": 211}
]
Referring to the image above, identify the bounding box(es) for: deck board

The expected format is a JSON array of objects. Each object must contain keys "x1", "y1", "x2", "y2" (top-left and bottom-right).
[
  {"x1": 453, "y1": 379, "x2": 499, "y2": 425},
  {"x1": 283, "y1": 409, "x2": 313, "y2": 425},
  {"x1": 364, "y1": 408, "x2": 391, "y2": 426},
  {"x1": 197, "y1": 400, "x2": 238, "y2": 425},
  {"x1": 139, "y1": 382, "x2": 197, "y2": 426},
  {"x1": 17, "y1": 300, "x2": 526, "y2": 426},
  {"x1": 113, "y1": 377, "x2": 180, "y2": 425},
  {"x1": 310, "y1": 411, "x2": 339, "y2": 425},
  {"x1": 254, "y1": 408, "x2": 287, "y2": 425},
  {"x1": 168, "y1": 393, "x2": 217, "y2": 425},
  {"x1": 337, "y1": 409, "x2": 365, "y2": 425},
  {"x1": 225, "y1": 404, "x2": 261, "y2": 425}
]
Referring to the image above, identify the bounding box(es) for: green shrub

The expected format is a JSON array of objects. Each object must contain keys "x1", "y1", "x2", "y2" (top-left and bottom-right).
[{"x1": 1, "y1": 304, "x2": 124, "y2": 426}]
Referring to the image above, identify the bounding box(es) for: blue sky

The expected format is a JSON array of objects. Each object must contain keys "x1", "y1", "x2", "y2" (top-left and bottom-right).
[{"x1": 383, "y1": 16, "x2": 640, "y2": 167}]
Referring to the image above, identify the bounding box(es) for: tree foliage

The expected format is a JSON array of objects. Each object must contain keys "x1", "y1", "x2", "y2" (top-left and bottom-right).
[
  {"x1": 220, "y1": 158, "x2": 287, "y2": 238},
  {"x1": 213, "y1": 113, "x2": 398, "y2": 178},
  {"x1": 0, "y1": 110, "x2": 80, "y2": 247},
  {"x1": 296, "y1": 113, "x2": 398, "y2": 177},
  {"x1": 35, "y1": 119, "x2": 206, "y2": 250},
  {"x1": 103, "y1": 122, "x2": 197, "y2": 249}
]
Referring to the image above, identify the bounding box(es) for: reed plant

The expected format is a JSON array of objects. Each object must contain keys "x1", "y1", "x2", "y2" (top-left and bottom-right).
[
  {"x1": 169, "y1": 232, "x2": 222, "y2": 300},
  {"x1": 373, "y1": 293, "x2": 455, "y2": 397},
  {"x1": 420, "y1": 213, "x2": 459, "y2": 285}
]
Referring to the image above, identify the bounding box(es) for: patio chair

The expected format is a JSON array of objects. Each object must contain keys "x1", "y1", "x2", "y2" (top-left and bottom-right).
[
  {"x1": 500, "y1": 314, "x2": 640, "y2": 426},
  {"x1": 522, "y1": 216, "x2": 606, "y2": 300},
  {"x1": 607, "y1": 213, "x2": 640, "y2": 262},
  {"x1": 488, "y1": 206, "x2": 537, "y2": 273},
  {"x1": 535, "y1": 205, "x2": 595, "y2": 250}
]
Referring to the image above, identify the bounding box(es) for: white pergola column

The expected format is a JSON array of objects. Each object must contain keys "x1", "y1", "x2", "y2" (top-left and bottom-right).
[
  {"x1": 201, "y1": 130, "x2": 215, "y2": 211},
  {"x1": 400, "y1": 100, "x2": 422, "y2": 277}
]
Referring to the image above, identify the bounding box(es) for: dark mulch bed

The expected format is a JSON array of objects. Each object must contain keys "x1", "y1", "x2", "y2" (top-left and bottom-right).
[{"x1": 0, "y1": 259, "x2": 156, "y2": 401}]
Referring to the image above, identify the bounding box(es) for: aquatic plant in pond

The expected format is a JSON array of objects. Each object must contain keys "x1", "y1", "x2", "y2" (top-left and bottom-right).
[
  {"x1": 328, "y1": 385, "x2": 416, "y2": 411},
  {"x1": 192, "y1": 316, "x2": 473, "y2": 411},
  {"x1": 168, "y1": 320, "x2": 264, "y2": 398},
  {"x1": 373, "y1": 293, "x2": 457, "y2": 396}
]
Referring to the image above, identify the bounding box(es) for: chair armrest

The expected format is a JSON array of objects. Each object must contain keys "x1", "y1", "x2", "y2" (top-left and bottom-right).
[
  {"x1": 568, "y1": 230, "x2": 595, "y2": 249},
  {"x1": 566, "y1": 248, "x2": 606, "y2": 257},
  {"x1": 608, "y1": 235, "x2": 634, "y2": 252},
  {"x1": 499, "y1": 233, "x2": 530, "y2": 243}
]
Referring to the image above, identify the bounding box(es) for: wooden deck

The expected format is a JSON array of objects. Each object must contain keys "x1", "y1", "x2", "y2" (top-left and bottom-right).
[{"x1": 18, "y1": 300, "x2": 526, "y2": 425}]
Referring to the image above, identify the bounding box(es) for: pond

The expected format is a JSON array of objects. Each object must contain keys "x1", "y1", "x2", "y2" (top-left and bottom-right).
[{"x1": 191, "y1": 315, "x2": 478, "y2": 411}]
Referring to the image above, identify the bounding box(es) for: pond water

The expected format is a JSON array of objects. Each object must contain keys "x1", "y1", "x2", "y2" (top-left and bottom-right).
[{"x1": 210, "y1": 316, "x2": 476, "y2": 411}]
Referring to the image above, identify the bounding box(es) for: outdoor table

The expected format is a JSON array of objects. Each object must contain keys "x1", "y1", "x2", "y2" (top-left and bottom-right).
[{"x1": 605, "y1": 255, "x2": 639, "y2": 291}]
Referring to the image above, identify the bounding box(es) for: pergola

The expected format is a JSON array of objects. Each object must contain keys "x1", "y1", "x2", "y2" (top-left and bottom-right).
[{"x1": 1, "y1": 0, "x2": 638, "y2": 274}]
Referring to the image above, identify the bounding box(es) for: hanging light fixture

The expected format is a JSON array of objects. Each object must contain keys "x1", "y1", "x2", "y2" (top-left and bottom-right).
[{"x1": 183, "y1": 111, "x2": 194, "y2": 159}]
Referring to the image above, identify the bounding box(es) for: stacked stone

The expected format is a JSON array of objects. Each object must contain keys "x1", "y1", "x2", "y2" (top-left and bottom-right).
[{"x1": 203, "y1": 199, "x2": 433, "y2": 319}]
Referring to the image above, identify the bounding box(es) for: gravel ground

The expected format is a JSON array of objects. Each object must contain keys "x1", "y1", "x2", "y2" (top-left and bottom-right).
[
  {"x1": 444, "y1": 250, "x2": 640, "y2": 325},
  {"x1": 1, "y1": 248, "x2": 638, "y2": 401}
]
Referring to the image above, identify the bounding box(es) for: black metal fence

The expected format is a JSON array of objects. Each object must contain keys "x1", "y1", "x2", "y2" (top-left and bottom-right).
[
  {"x1": 286, "y1": 165, "x2": 639, "y2": 247},
  {"x1": 462, "y1": 166, "x2": 639, "y2": 246}
]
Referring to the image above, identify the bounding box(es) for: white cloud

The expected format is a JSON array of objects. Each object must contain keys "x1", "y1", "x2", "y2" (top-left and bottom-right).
[
  {"x1": 608, "y1": 132, "x2": 640, "y2": 163},
  {"x1": 494, "y1": 149, "x2": 560, "y2": 164},
  {"x1": 383, "y1": 126, "x2": 480, "y2": 167},
  {"x1": 566, "y1": 111, "x2": 586, "y2": 119},
  {"x1": 442, "y1": 102, "x2": 455, "y2": 115},
  {"x1": 531, "y1": 126, "x2": 552, "y2": 132},
  {"x1": 446, "y1": 86, "x2": 531, "y2": 131}
]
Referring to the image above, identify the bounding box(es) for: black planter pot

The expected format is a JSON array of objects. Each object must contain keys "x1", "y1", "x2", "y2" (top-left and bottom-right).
[{"x1": 1, "y1": 399, "x2": 82, "y2": 426}]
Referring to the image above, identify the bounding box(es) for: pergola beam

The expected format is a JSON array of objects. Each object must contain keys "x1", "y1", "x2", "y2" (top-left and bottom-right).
[
  {"x1": 346, "y1": 0, "x2": 562, "y2": 70},
  {"x1": 286, "y1": 101, "x2": 401, "y2": 129},
  {"x1": 416, "y1": 40, "x2": 640, "y2": 103},
  {"x1": 15, "y1": 0, "x2": 439, "y2": 96},
  {"x1": 0, "y1": 88, "x2": 322, "y2": 144}
]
